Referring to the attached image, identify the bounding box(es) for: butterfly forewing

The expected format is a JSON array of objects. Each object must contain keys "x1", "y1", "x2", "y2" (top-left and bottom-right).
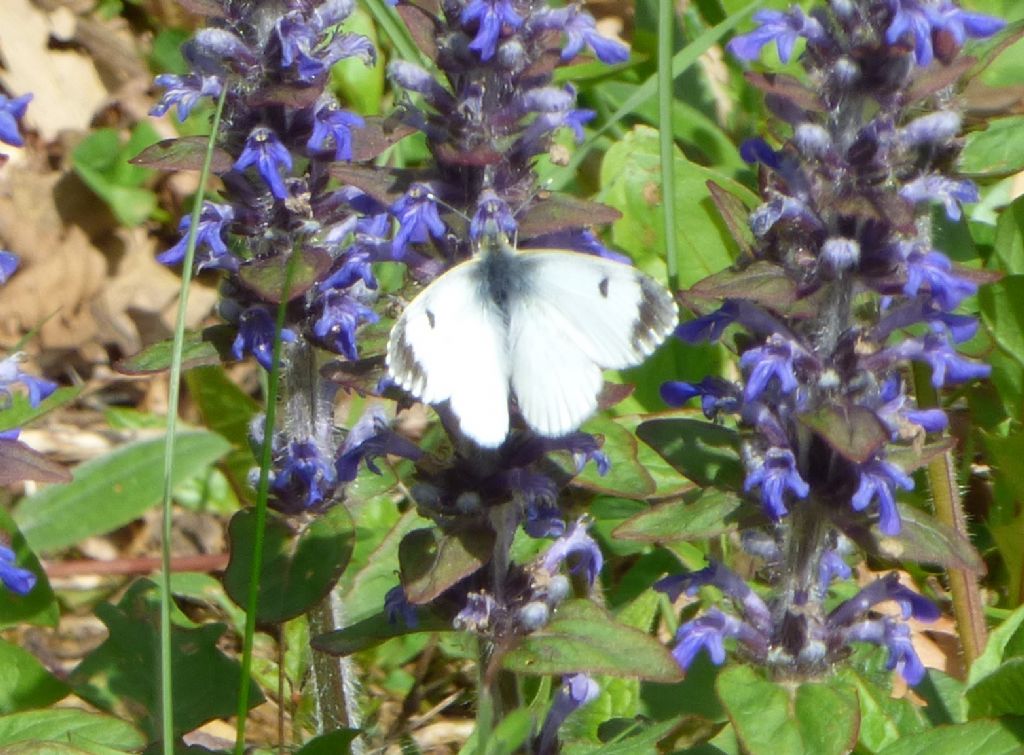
[{"x1": 386, "y1": 260, "x2": 512, "y2": 447}]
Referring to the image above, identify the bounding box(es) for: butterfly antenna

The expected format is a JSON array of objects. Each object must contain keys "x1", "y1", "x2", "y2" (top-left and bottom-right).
[{"x1": 425, "y1": 191, "x2": 472, "y2": 224}]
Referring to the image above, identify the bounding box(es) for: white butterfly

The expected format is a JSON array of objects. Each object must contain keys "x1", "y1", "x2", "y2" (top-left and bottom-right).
[{"x1": 386, "y1": 228, "x2": 678, "y2": 448}]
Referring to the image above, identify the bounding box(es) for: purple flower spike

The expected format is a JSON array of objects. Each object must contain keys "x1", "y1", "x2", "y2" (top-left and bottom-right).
[
  {"x1": 311, "y1": 291, "x2": 378, "y2": 360},
  {"x1": 851, "y1": 459, "x2": 914, "y2": 536},
  {"x1": 151, "y1": 74, "x2": 222, "y2": 121},
  {"x1": 272, "y1": 439, "x2": 338, "y2": 509},
  {"x1": 0, "y1": 545, "x2": 35, "y2": 595},
  {"x1": 460, "y1": 0, "x2": 523, "y2": 61},
  {"x1": 231, "y1": 306, "x2": 297, "y2": 371},
  {"x1": 899, "y1": 175, "x2": 978, "y2": 221},
  {"x1": 391, "y1": 184, "x2": 446, "y2": 257},
  {"x1": 542, "y1": 518, "x2": 603, "y2": 587},
  {"x1": 308, "y1": 103, "x2": 365, "y2": 161},
  {"x1": 0, "y1": 94, "x2": 32, "y2": 147},
  {"x1": 335, "y1": 406, "x2": 423, "y2": 483},
  {"x1": 157, "y1": 201, "x2": 236, "y2": 271},
  {"x1": 902, "y1": 248, "x2": 976, "y2": 311},
  {"x1": 0, "y1": 252, "x2": 19, "y2": 285},
  {"x1": 727, "y1": 8, "x2": 825, "y2": 63},
  {"x1": 234, "y1": 127, "x2": 294, "y2": 201},
  {"x1": 744, "y1": 446, "x2": 809, "y2": 519}
]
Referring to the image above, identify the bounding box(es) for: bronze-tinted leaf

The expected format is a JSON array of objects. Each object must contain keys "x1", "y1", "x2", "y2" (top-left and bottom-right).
[
  {"x1": 248, "y1": 83, "x2": 323, "y2": 109},
  {"x1": 744, "y1": 72, "x2": 823, "y2": 112},
  {"x1": 396, "y1": 4, "x2": 440, "y2": 61},
  {"x1": 312, "y1": 609, "x2": 452, "y2": 657},
  {"x1": 130, "y1": 137, "x2": 234, "y2": 173},
  {"x1": 351, "y1": 116, "x2": 418, "y2": 162},
  {"x1": 175, "y1": 0, "x2": 227, "y2": 16},
  {"x1": 400, "y1": 527, "x2": 495, "y2": 604},
  {"x1": 0, "y1": 439, "x2": 71, "y2": 485},
  {"x1": 683, "y1": 261, "x2": 797, "y2": 311},
  {"x1": 114, "y1": 325, "x2": 237, "y2": 375},
  {"x1": 518, "y1": 194, "x2": 622, "y2": 238},
  {"x1": 237, "y1": 248, "x2": 332, "y2": 303},
  {"x1": 707, "y1": 180, "x2": 755, "y2": 258},
  {"x1": 798, "y1": 404, "x2": 889, "y2": 464},
  {"x1": 329, "y1": 164, "x2": 421, "y2": 205}
]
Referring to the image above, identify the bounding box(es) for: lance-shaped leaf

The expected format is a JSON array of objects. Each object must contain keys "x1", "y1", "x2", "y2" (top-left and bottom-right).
[
  {"x1": 744, "y1": 72, "x2": 824, "y2": 112},
  {"x1": 330, "y1": 164, "x2": 419, "y2": 205},
  {"x1": 130, "y1": 137, "x2": 234, "y2": 173},
  {"x1": 501, "y1": 599, "x2": 682, "y2": 682},
  {"x1": 717, "y1": 665, "x2": 859, "y2": 755},
  {"x1": 837, "y1": 502, "x2": 984, "y2": 573},
  {"x1": 0, "y1": 439, "x2": 70, "y2": 485},
  {"x1": 518, "y1": 194, "x2": 622, "y2": 239},
  {"x1": 223, "y1": 505, "x2": 355, "y2": 623},
  {"x1": 798, "y1": 404, "x2": 889, "y2": 465},
  {"x1": 637, "y1": 417, "x2": 744, "y2": 490},
  {"x1": 312, "y1": 608, "x2": 452, "y2": 657},
  {"x1": 400, "y1": 526, "x2": 495, "y2": 604},
  {"x1": 964, "y1": 657, "x2": 1024, "y2": 719},
  {"x1": 114, "y1": 325, "x2": 236, "y2": 375},
  {"x1": 395, "y1": 4, "x2": 439, "y2": 61},
  {"x1": 237, "y1": 248, "x2": 332, "y2": 303},
  {"x1": 707, "y1": 180, "x2": 755, "y2": 258},
  {"x1": 614, "y1": 489, "x2": 759, "y2": 543},
  {"x1": 682, "y1": 261, "x2": 797, "y2": 312},
  {"x1": 0, "y1": 386, "x2": 82, "y2": 434}
]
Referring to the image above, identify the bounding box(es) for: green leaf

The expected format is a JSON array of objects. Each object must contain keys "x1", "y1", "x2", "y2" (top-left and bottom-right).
[
  {"x1": 400, "y1": 527, "x2": 495, "y2": 605},
  {"x1": 295, "y1": 729, "x2": 360, "y2": 754},
  {"x1": 684, "y1": 261, "x2": 796, "y2": 312},
  {"x1": 877, "y1": 719, "x2": 1024, "y2": 755},
  {"x1": 716, "y1": 666, "x2": 859, "y2": 755},
  {"x1": 0, "y1": 709, "x2": 144, "y2": 753},
  {"x1": 0, "y1": 639, "x2": 69, "y2": 713},
  {"x1": 14, "y1": 431, "x2": 230, "y2": 553},
  {"x1": 0, "y1": 509, "x2": 57, "y2": 629},
  {"x1": 965, "y1": 657, "x2": 1024, "y2": 718},
  {"x1": 485, "y1": 708, "x2": 533, "y2": 755},
  {"x1": 597, "y1": 125, "x2": 757, "y2": 285},
  {"x1": 0, "y1": 387, "x2": 82, "y2": 433},
  {"x1": 980, "y1": 276, "x2": 1024, "y2": 371},
  {"x1": 71, "y1": 125, "x2": 161, "y2": 226},
  {"x1": 560, "y1": 415, "x2": 655, "y2": 499},
  {"x1": 223, "y1": 505, "x2": 355, "y2": 623},
  {"x1": 959, "y1": 116, "x2": 1024, "y2": 177},
  {"x1": 798, "y1": 404, "x2": 890, "y2": 464},
  {"x1": 69, "y1": 580, "x2": 262, "y2": 738},
  {"x1": 993, "y1": 194, "x2": 1024, "y2": 275},
  {"x1": 185, "y1": 365, "x2": 259, "y2": 491},
  {"x1": 501, "y1": 599, "x2": 683, "y2": 683},
  {"x1": 129, "y1": 136, "x2": 234, "y2": 173},
  {"x1": 330, "y1": 5, "x2": 385, "y2": 115},
  {"x1": 840, "y1": 502, "x2": 984, "y2": 572},
  {"x1": 114, "y1": 325, "x2": 236, "y2": 375},
  {"x1": 968, "y1": 604, "x2": 1024, "y2": 685},
  {"x1": 636, "y1": 417, "x2": 744, "y2": 490},
  {"x1": 311, "y1": 608, "x2": 452, "y2": 657},
  {"x1": 564, "y1": 718, "x2": 681, "y2": 755},
  {"x1": 614, "y1": 489, "x2": 757, "y2": 543},
  {"x1": 839, "y1": 668, "x2": 924, "y2": 752}
]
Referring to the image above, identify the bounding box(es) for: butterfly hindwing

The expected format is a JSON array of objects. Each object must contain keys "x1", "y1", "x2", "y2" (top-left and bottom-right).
[{"x1": 387, "y1": 260, "x2": 512, "y2": 447}]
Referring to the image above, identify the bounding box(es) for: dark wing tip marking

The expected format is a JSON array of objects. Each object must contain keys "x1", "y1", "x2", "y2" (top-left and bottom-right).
[
  {"x1": 386, "y1": 318, "x2": 428, "y2": 395},
  {"x1": 631, "y1": 274, "x2": 678, "y2": 354}
]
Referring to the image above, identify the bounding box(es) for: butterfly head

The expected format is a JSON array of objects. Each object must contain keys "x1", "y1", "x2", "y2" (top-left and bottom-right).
[{"x1": 471, "y1": 190, "x2": 519, "y2": 258}]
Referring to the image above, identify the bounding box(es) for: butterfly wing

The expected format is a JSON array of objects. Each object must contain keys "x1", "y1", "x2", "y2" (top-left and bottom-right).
[
  {"x1": 509, "y1": 251, "x2": 677, "y2": 438},
  {"x1": 386, "y1": 260, "x2": 512, "y2": 447}
]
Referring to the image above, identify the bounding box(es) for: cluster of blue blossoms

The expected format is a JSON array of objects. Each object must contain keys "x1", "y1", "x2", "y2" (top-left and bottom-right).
[
  {"x1": 656, "y1": 0, "x2": 1002, "y2": 684},
  {"x1": 0, "y1": 93, "x2": 57, "y2": 596}
]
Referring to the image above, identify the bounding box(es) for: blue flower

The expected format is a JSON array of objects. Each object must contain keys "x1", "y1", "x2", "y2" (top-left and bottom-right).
[
  {"x1": 674, "y1": 302, "x2": 740, "y2": 343},
  {"x1": 0, "y1": 545, "x2": 35, "y2": 595},
  {"x1": 230, "y1": 306, "x2": 296, "y2": 371},
  {"x1": 391, "y1": 184, "x2": 446, "y2": 257},
  {"x1": 900, "y1": 111, "x2": 961, "y2": 148},
  {"x1": 454, "y1": 591, "x2": 497, "y2": 632},
  {"x1": 150, "y1": 74, "x2": 222, "y2": 121},
  {"x1": 670, "y1": 609, "x2": 762, "y2": 670},
  {"x1": 829, "y1": 573, "x2": 940, "y2": 628},
  {"x1": 0, "y1": 354, "x2": 56, "y2": 408},
  {"x1": 899, "y1": 175, "x2": 978, "y2": 221},
  {"x1": 902, "y1": 247, "x2": 976, "y2": 311},
  {"x1": 532, "y1": 6, "x2": 629, "y2": 64},
  {"x1": 271, "y1": 440, "x2": 337, "y2": 509},
  {"x1": 655, "y1": 562, "x2": 771, "y2": 633},
  {"x1": 843, "y1": 618, "x2": 927, "y2": 685},
  {"x1": 743, "y1": 446, "x2": 809, "y2": 519},
  {"x1": 524, "y1": 498, "x2": 565, "y2": 539},
  {"x1": 307, "y1": 103, "x2": 365, "y2": 161},
  {"x1": 883, "y1": 331, "x2": 991, "y2": 388},
  {"x1": 234, "y1": 127, "x2": 293, "y2": 201},
  {"x1": 886, "y1": 0, "x2": 1005, "y2": 67},
  {"x1": 727, "y1": 8, "x2": 825, "y2": 63},
  {"x1": 740, "y1": 334, "x2": 804, "y2": 401},
  {"x1": 311, "y1": 291, "x2": 378, "y2": 360},
  {"x1": 274, "y1": 12, "x2": 323, "y2": 80},
  {"x1": 0, "y1": 94, "x2": 31, "y2": 148},
  {"x1": 460, "y1": 0, "x2": 523, "y2": 61},
  {"x1": 469, "y1": 190, "x2": 517, "y2": 241},
  {"x1": 536, "y1": 674, "x2": 600, "y2": 754},
  {"x1": 335, "y1": 406, "x2": 423, "y2": 483},
  {"x1": 850, "y1": 458, "x2": 914, "y2": 535},
  {"x1": 321, "y1": 33, "x2": 377, "y2": 68},
  {"x1": 542, "y1": 518, "x2": 603, "y2": 587},
  {"x1": 385, "y1": 585, "x2": 419, "y2": 628},
  {"x1": 184, "y1": 28, "x2": 257, "y2": 75},
  {"x1": 157, "y1": 202, "x2": 235, "y2": 271},
  {"x1": 0, "y1": 252, "x2": 18, "y2": 285},
  {"x1": 661, "y1": 377, "x2": 741, "y2": 419},
  {"x1": 818, "y1": 548, "x2": 852, "y2": 594}
]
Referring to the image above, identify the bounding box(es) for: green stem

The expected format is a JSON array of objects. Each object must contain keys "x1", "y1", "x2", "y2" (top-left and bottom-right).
[
  {"x1": 159, "y1": 87, "x2": 227, "y2": 755},
  {"x1": 658, "y1": 0, "x2": 678, "y2": 292},
  {"x1": 233, "y1": 250, "x2": 303, "y2": 753},
  {"x1": 912, "y1": 363, "x2": 987, "y2": 666}
]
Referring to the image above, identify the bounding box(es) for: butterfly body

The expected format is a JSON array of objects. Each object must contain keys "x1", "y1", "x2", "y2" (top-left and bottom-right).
[{"x1": 387, "y1": 231, "x2": 677, "y2": 447}]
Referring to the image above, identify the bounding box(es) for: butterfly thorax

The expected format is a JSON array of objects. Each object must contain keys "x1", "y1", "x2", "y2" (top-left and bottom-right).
[{"x1": 474, "y1": 230, "x2": 537, "y2": 318}]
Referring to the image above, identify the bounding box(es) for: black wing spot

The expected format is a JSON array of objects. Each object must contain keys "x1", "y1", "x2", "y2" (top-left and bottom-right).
[
  {"x1": 426, "y1": 309, "x2": 436, "y2": 328},
  {"x1": 598, "y1": 276, "x2": 610, "y2": 298}
]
